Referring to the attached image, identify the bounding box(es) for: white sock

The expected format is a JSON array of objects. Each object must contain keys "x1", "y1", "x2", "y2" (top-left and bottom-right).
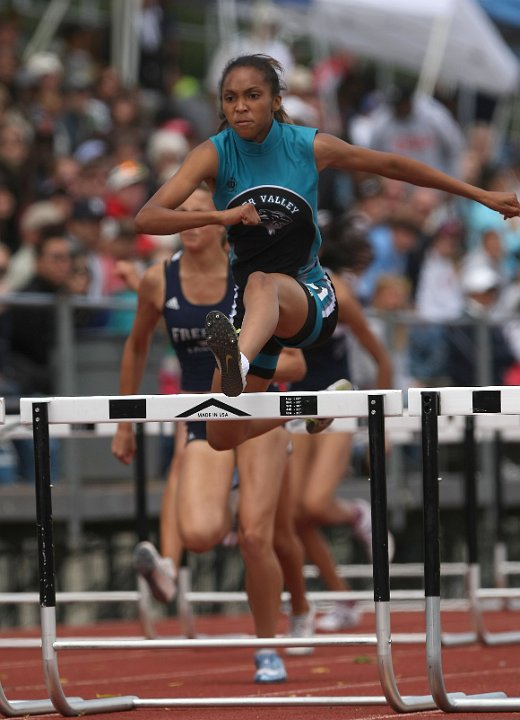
[{"x1": 240, "y1": 352, "x2": 250, "y2": 377}]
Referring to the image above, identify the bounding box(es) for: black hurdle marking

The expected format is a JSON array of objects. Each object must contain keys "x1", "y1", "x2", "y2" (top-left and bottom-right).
[
  {"x1": 176, "y1": 398, "x2": 250, "y2": 418},
  {"x1": 280, "y1": 395, "x2": 318, "y2": 417},
  {"x1": 32, "y1": 401, "x2": 56, "y2": 609},
  {"x1": 421, "y1": 391, "x2": 441, "y2": 599},
  {"x1": 472, "y1": 389, "x2": 501, "y2": 414},
  {"x1": 464, "y1": 417, "x2": 478, "y2": 565},
  {"x1": 493, "y1": 432, "x2": 505, "y2": 543},
  {"x1": 109, "y1": 398, "x2": 147, "y2": 419},
  {"x1": 134, "y1": 423, "x2": 148, "y2": 542},
  {"x1": 70, "y1": 422, "x2": 96, "y2": 432},
  {"x1": 367, "y1": 394, "x2": 390, "y2": 603}
]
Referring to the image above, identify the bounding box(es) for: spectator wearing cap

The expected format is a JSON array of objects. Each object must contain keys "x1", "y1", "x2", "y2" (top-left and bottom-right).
[
  {"x1": 146, "y1": 127, "x2": 189, "y2": 185},
  {"x1": 53, "y1": 69, "x2": 105, "y2": 157},
  {"x1": 67, "y1": 197, "x2": 111, "y2": 304},
  {"x1": 445, "y1": 264, "x2": 515, "y2": 387},
  {"x1": 367, "y1": 78, "x2": 465, "y2": 177},
  {"x1": 410, "y1": 220, "x2": 465, "y2": 385},
  {"x1": 5, "y1": 200, "x2": 67, "y2": 291},
  {"x1": 460, "y1": 226, "x2": 510, "y2": 291},
  {"x1": 105, "y1": 160, "x2": 153, "y2": 258},
  {"x1": 105, "y1": 161, "x2": 150, "y2": 218},
  {"x1": 22, "y1": 51, "x2": 63, "y2": 121},
  {"x1": 415, "y1": 220, "x2": 465, "y2": 323}
]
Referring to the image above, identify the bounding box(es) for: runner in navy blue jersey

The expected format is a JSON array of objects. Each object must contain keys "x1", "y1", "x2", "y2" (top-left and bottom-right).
[{"x1": 113, "y1": 186, "x2": 312, "y2": 683}]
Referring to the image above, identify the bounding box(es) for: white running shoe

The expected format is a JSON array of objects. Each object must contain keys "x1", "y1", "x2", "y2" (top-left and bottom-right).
[
  {"x1": 350, "y1": 498, "x2": 395, "y2": 562},
  {"x1": 316, "y1": 602, "x2": 361, "y2": 632},
  {"x1": 133, "y1": 541, "x2": 177, "y2": 603},
  {"x1": 285, "y1": 604, "x2": 316, "y2": 656},
  {"x1": 305, "y1": 378, "x2": 353, "y2": 434}
]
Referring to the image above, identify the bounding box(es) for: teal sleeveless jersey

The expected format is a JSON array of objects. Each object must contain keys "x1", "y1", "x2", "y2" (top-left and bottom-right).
[{"x1": 210, "y1": 120, "x2": 325, "y2": 288}]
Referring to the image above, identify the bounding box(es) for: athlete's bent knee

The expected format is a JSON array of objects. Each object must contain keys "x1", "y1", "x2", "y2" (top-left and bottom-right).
[
  {"x1": 180, "y1": 525, "x2": 224, "y2": 553},
  {"x1": 239, "y1": 528, "x2": 270, "y2": 561}
]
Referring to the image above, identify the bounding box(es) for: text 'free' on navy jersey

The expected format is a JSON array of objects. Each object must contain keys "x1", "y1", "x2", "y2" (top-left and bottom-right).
[
  {"x1": 162, "y1": 251, "x2": 236, "y2": 392},
  {"x1": 210, "y1": 120, "x2": 325, "y2": 289}
]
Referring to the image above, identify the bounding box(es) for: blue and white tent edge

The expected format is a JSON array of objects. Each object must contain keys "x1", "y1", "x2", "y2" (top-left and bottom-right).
[{"x1": 269, "y1": 0, "x2": 520, "y2": 95}]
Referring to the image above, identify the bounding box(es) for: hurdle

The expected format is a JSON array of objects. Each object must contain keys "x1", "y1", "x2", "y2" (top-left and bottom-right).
[
  {"x1": 0, "y1": 398, "x2": 87, "y2": 718},
  {"x1": 409, "y1": 387, "x2": 520, "y2": 711},
  {"x1": 19, "y1": 387, "x2": 481, "y2": 715},
  {"x1": 407, "y1": 390, "x2": 520, "y2": 647}
]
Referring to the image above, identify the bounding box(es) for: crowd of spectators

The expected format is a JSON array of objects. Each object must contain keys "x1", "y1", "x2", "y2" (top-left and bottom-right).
[{"x1": 0, "y1": 3, "x2": 520, "y2": 481}]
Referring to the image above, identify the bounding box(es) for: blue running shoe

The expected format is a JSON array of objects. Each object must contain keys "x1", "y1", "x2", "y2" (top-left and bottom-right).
[{"x1": 254, "y1": 649, "x2": 287, "y2": 683}]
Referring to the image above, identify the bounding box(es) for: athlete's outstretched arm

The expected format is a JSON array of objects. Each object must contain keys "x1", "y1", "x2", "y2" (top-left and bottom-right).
[
  {"x1": 135, "y1": 141, "x2": 261, "y2": 236},
  {"x1": 314, "y1": 133, "x2": 520, "y2": 220}
]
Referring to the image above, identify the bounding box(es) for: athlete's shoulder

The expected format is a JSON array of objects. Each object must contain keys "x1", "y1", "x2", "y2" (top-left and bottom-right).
[
  {"x1": 139, "y1": 260, "x2": 166, "y2": 300},
  {"x1": 209, "y1": 126, "x2": 233, "y2": 149},
  {"x1": 282, "y1": 122, "x2": 318, "y2": 139}
]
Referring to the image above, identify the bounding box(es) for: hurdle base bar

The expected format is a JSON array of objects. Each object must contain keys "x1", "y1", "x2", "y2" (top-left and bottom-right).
[
  {"x1": 467, "y1": 564, "x2": 520, "y2": 646},
  {"x1": 41, "y1": 603, "x2": 390, "y2": 711},
  {"x1": 0, "y1": 686, "x2": 84, "y2": 718},
  {"x1": 41, "y1": 608, "x2": 138, "y2": 716},
  {"x1": 42, "y1": 604, "x2": 464, "y2": 713},
  {"x1": 375, "y1": 600, "x2": 470, "y2": 712},
  {"x1": 426, "y1": 596, "x2": 520, "y2": 711}
]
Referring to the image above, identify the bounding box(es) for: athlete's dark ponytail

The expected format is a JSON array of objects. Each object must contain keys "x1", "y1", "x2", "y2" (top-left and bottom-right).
[{"x1": 217, "y1": 54, "x2": 291, "y2": 131}]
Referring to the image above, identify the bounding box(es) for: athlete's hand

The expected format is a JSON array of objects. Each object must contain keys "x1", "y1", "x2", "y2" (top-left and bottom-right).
[
  {"x1": 111, "y1": 424, "x2": 136, "y2": 464},
  {"x1": 116, "y1": 260, "x2": 142, "y2": 292},
  {"x1": 482, "y1": 190, "x2": 520, "y2": 219},
  {"x1": 220, "y1": 202, "x2": 261, "y2": 227}
]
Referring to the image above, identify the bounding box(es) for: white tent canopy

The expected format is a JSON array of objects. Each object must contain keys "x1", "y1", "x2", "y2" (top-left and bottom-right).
[{"x1": 273, "y1": 0, "x2": 520, "y2": 96}]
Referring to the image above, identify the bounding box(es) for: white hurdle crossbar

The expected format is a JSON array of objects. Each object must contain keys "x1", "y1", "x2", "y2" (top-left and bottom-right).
[
  {"x1": 20, "y1": 388, "x2": 478, "y2": 716},
  {"x1": 408, "y1": 387, "x2": 520, "y2": 712}
]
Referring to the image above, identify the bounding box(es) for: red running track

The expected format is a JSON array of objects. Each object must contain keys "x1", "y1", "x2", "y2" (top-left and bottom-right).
[{"x1": 1, "y1": 607, "x2": 519, "y2": 720}]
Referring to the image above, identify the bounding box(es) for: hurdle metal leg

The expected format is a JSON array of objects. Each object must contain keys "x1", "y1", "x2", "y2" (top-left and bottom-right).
[
  {"x1": 492, "y1": 431, "x2": 520, "y2": 610},
  {"x1": 461, "y1": 418, "x2": 520, "y2": 645},
  {"x1": 438, "y1": 416, "x2": 479, "y2": 646},
  {"x1": 368, "y1": 394, "x2": 468, "y2": 712},
  {"x1": 421, "y1": 391, "x2": 520, "y2": 711},
  {"x1": 33, "y1": 401, "x2": 138, "y2": 716}
]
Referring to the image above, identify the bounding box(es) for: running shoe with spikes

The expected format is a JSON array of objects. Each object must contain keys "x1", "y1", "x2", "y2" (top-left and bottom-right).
[
  {"x1": 305, "y1": 378, "x2": 353, "y2": 434},
  {"x1": 205, "y1": 310, "x2": 246, "y2": 397}
]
